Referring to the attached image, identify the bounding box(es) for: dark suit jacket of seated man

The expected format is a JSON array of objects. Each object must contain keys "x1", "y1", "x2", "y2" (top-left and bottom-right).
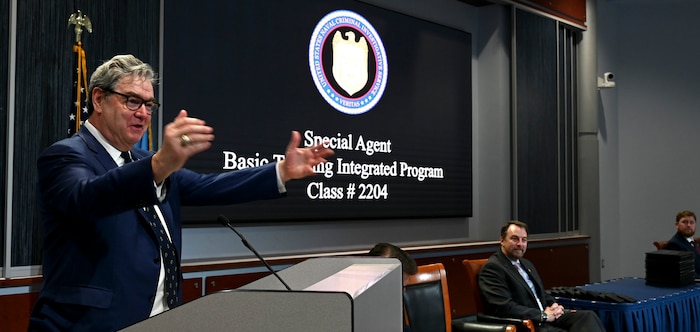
[{"x1": 478, "y1": 220, "x2": 606, "y2": 332}]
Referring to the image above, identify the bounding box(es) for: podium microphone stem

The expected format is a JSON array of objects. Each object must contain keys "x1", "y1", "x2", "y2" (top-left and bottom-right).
[{"x1": 218, "y1": 215, "x2": 292, "y2": 291}]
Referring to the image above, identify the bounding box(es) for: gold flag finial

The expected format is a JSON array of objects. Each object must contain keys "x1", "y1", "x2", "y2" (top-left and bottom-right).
[{"x1": 68, "y1": 10, "x2": 92, "y2": 43}]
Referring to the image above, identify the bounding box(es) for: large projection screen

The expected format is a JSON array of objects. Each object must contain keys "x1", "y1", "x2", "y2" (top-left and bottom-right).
[{"x1": 163, "y1": 0, "x2": 472, "y2": 224}]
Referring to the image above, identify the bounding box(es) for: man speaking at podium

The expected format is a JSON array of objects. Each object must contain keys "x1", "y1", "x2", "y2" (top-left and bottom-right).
[{"x1": 29, "y1": 54, "x2": 333, "y2": 331}]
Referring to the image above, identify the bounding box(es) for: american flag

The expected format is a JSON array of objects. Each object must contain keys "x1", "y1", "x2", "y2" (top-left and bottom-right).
[
  {"x1": 135, "y1": 123, "x2": 153, "y2": 150},
  {"x1": 68, "y1": 41, "x2": 88, "y2": 137}
]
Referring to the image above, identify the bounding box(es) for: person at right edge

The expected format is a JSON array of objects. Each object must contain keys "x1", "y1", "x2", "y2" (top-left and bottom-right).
[
  {"x1": 665, "y1": 210, "x2": 700, "y2": 278},
  {"x1": 478, "y1": 220, "x2": 606, "y2": 332}
]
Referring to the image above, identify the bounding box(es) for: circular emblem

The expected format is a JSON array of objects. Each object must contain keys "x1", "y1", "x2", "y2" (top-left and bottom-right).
[{"x1": 308, "y1": 10, "x2": 388, "y2": 115}]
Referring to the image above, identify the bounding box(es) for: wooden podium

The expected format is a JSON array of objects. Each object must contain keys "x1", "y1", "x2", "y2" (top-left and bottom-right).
[{"x1": 121, "y1": 257, "x2": 403, "y2": 331}]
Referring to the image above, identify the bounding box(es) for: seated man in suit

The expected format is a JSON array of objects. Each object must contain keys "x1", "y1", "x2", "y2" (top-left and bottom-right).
[
  {"x1": 478, "y1": 220, "x2": 605, "y2": 332},
  {"x1": 665, "y1": 210, "x2": 700, "y2": 277}
]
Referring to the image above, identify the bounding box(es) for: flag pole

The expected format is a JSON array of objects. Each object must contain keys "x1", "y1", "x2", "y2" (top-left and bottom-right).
[{"x1": 67, "y1": 10, "x2": 92, "y2": 136}]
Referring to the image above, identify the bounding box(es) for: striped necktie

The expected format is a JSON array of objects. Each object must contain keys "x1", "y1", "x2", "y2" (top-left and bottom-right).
[
  {"x1": 122, "y1": 151, "x2": 180, "y2": 307},
  {"x1": 144, "y1": 206, "x2": 180, "y2": 307}
]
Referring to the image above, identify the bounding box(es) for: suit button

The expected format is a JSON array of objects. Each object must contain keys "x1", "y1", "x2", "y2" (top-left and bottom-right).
[{"x1": 154, "y1": 257, "x2": 160, "y2": 264}]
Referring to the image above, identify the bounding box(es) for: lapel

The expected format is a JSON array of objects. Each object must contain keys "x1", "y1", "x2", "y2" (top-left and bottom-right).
[
  {"x1": 519, "y1": 259, "x2": 543, "y2": 292},
  {"x1": 76, "y1": 126, "x2": 119, "y2": 172},
  {"x1": 683, "y1": 235, "x2": 694, "y2": 250},
  {"x1": 496, "y1": 250, "x2": 543, "y2": 302},
  {"x1": 78, "y1": 127, "x2": 180, "y2": 251},
  {"x1": 78, "y1": 128, "x2": 176, "y2": 245},
  {"x1": 496, "y1": 251, "x2": 532, "y2": 292},
  {"x1": 672, "y1": 232, "x2": 693, "y2": 250}
]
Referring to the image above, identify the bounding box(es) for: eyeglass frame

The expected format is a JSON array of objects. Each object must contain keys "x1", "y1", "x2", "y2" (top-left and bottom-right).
[{"x1": 102, "y1": 87, "x2": 159, "y2": 114}]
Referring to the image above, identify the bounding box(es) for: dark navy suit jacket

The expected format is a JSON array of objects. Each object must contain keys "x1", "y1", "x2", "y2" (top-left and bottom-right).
[
  {"x1": 478, "y1": 249, "x2": 553, "y2": 324},
  {"x1": 29, "y1": 126, "x2": 283, "y2": 331},
  {"x1": 666, "y1": 232, "x2": 700, "y2": 278}
]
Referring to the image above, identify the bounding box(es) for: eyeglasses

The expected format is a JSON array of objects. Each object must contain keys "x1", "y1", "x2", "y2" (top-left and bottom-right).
[{"x1": 103, "y1": 88, "x2": 159, "y2": 114}]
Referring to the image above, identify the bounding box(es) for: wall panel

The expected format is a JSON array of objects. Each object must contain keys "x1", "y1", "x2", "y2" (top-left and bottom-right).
[
  {"x1": 514, "y1": 9, "x2": 559, "y2": 233},
  {"x1": 1, "y1": 0, "x2": 11, "y2": 271}
]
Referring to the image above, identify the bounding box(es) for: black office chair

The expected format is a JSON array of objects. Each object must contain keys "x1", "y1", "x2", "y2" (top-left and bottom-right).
[{"x1": 403, "y1": 263, "x2": 516, "y2": 332}]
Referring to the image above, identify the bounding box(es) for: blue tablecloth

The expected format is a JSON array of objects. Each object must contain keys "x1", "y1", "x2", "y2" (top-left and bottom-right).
[{"x1": 555, "y1": 277, "x2": 700, "y2": 331}]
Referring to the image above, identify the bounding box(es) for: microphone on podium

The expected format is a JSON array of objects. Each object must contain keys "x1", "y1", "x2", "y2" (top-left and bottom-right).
[{"x1": 217, "y1": 214, "x2": 292, "y2": 291}]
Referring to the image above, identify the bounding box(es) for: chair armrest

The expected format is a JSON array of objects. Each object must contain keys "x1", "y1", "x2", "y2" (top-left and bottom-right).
[
  {"x1": 476, "y1": 313, "x2": 535, "y2": 332},
  {"x1": 452, "y1": 319, "x2": 517, "y2": 332}
]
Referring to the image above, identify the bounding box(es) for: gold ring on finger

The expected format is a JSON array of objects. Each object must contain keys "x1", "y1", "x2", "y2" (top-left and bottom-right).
[{"x1": 180, "y1": 134, "x2": 192, "y2": 146}]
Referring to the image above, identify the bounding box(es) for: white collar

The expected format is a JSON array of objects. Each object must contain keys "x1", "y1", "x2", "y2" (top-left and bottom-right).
[{"x1": 84, "y1": 120, "x2": 123, "y2": 164}]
